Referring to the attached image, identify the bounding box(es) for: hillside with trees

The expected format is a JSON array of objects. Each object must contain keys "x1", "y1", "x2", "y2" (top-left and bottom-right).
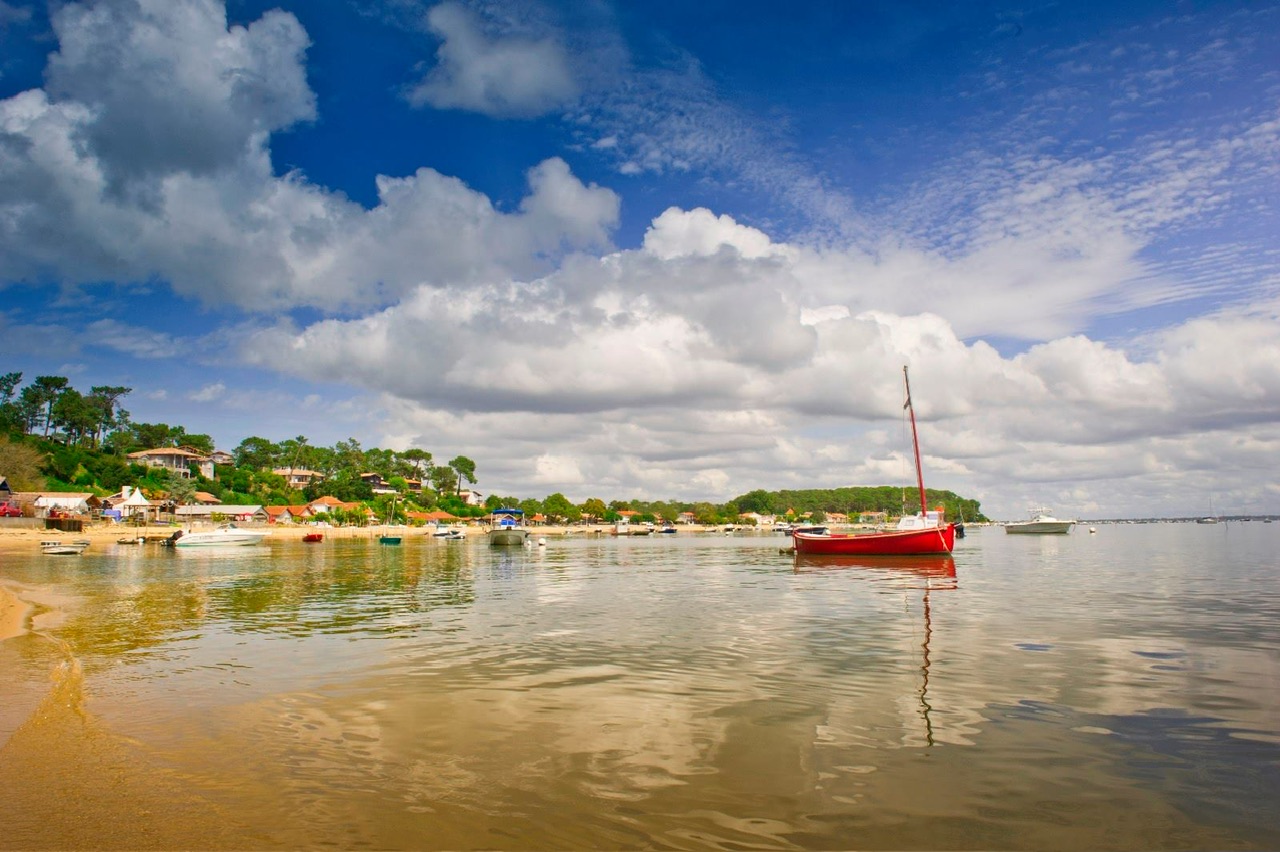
[{"x1": 0, "y1": 371, "x2": 986, "y2": 524}]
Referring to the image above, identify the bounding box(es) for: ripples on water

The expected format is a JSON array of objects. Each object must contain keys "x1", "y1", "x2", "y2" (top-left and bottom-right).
[{"x1": 1, "y1": 524, "x2": 1278, "y2": 850}]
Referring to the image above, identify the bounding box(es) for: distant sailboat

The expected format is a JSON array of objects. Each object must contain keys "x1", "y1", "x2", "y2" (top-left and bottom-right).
[{"x1": 1196, "y1": 496, "x2": 1220, "y2": 524}]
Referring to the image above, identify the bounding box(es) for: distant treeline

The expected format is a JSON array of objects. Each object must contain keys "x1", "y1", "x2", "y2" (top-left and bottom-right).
[
  {"x1": 0, "y1": 370, "x2": 987, "y2": 523},
  {"x1": 730, "y1": 486, "x2": 987, "y2": 523}
]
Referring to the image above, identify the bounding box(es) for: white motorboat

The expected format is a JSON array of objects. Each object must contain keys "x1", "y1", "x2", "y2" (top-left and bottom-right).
[
  {"x1": 488, "y1": 509, "x2": 530, "y2": 546},
  {"x1": 170, "y1": 524, "x2": 269, "y2": 547},
  {"x1": 1004, "y1": 510, "x2": 1075, "y2": 535},
  {"x1": 41, "y1": 539, "x2": 90, "y2": 555}
]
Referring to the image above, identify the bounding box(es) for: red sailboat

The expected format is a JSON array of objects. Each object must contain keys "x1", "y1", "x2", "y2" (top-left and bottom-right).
[{"x1": 792, "y1": 366, "x2": 957, "y2": 557}]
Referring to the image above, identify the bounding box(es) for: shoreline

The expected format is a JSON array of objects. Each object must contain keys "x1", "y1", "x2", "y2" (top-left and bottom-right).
[
  {"x1": 0, "y1": 521, "x2": 758, "y2": 553},
  {"x1": 0, "y1": 583, "x2": 33, "y2": 641}
]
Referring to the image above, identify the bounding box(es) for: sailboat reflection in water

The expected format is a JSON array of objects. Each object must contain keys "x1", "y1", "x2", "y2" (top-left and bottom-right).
[{"x1": 794, "y1": 554, "x2": 956, "y2": 746}]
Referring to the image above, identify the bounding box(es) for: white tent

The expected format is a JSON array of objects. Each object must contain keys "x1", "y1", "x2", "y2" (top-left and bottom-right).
[{"x1": 119, "y1": 486, "x2": 154, "y2": 518}]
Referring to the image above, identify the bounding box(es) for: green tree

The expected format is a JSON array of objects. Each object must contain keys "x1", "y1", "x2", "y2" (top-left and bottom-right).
[
  {"x1": 29, "y1": 375, "x2": 69, "y2": 438},
  {"x1": 580, "y1": 497, "x2": 607, "y2": 521},
  {"x1": 0, "y1": 372, "x2": 21, "y2": 404},
  {"x1": 542, "y1": 492, "x2": 578, "y2": 522},
  {"x1": 50, "y1": 388, "x2": 98, "y2": 445},
  {"x1": 277, "y1": 435, "x2": 311, "y2": 471},
  {"x1": 0, "y1": 436, "x2": 46, "y2": 490},
  {"x1": 85, "y1": 453, "x2": 133, "y2": 492},
  {"x1": 125, "y1": 422, "x2": 177, "y2": 450},
  {"x1": 174, "y1": 430, "x2": 215, "y2": 455},
  {"x1": 430, "y1": 464, "x2": 458, "y2": 495},
  {"x1": 333, "y1": 438, "x2": 366, "y2": 473},
  {"x1": 164, "y1": 471, "x2": 198, "y2": 507},
  {"x1": 234, "y1": 436, "x2": 277, "y2": 470},
  {"x1": 0, "y1": 372, "x2": 22, "y2": 434},
  {"x1": 736, "y1": 489, "x2": 775, "y2": 514},
  {"x1": 46, "y1": 445, "x2": 87, "y2": 483},
  {"x1": 400, "y1": 448, "x2": 432, "y2": 481},
  {"x1": 448, "y1": 455, "x2": 476, "y2": 497},
  {"x1": 691, "y1": 502, "x2": 720, "y2": 525},
  {"x1": 88, "y1": 386, "x2": 132, "y2": 448}
]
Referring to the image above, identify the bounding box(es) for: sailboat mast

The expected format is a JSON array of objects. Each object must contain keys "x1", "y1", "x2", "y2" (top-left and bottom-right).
[{"x1": 903, "y1": 366, "x2": 927, "y2": 515}]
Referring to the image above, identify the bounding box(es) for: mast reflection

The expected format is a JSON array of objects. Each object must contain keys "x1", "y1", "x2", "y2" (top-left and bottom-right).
[{"x1": 794, "y1": 553, "x2": 956, "y2": 746}]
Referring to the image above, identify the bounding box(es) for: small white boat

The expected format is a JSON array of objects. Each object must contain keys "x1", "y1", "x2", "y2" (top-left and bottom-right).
[
  {"x1": 41, "y1": 539, "x2": 90, "y2": 555},
  {"x1": 170, "y1": 524, "x2": 268, "y2": 547},
  {"x1": 1005, "y1": 509, "x2": 1075, "y2": 535}
]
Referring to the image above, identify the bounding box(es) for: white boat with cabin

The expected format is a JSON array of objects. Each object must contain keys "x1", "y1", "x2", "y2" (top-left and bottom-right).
[
  {"x1": 488, "y1": 509, "x2": 530, "y2": 546},
  {"x1": 170, "y1": 524, "x2": 269, "y2": 547},
  {"x1": 1004, "y1": 509, "x2": 1075, "y2": 535}
]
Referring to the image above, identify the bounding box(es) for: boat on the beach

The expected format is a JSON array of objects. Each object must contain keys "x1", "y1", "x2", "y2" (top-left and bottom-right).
[
  {"x1": 1004, "y1": 510, "x2": 1075, "y2": 535},
  {"x1": 41, "y1": 539, "x2": 90, "y2": 555},
  {"x1": 488, "y1": 508, "x2": 530, "y2": 546},
  {"x1": 792, "y1": 367, "x2": 957, "y2": 557},
  {"x1": 170, "y1": 525, "x2": 269, "y2": 547}
]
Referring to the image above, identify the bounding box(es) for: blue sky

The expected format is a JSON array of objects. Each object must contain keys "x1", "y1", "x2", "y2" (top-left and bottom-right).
[{"x1": 1, "y1": 0, "x2": 1278, "y2": 518}]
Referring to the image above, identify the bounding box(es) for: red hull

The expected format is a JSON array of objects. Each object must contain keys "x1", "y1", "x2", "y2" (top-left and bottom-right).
[
  {"x1": 302, "y1": 533, "x2": 324, "y2": 542},
  {"x1": 793, "y1": 523, "x2": 955, "y2": 556},
  {"x1": 793, "y1": 553, "x2": 956, "y2": 584}
]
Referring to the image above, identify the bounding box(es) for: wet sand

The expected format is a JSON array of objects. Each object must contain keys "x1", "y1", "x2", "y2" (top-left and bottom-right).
[{"x1": 0, "y1": 584, "x2": 30, "y2": 642}]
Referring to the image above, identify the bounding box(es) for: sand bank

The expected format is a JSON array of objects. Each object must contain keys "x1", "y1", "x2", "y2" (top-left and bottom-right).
[{"x1": 0, "y1": 583, "x2": 32, "y2": 641}]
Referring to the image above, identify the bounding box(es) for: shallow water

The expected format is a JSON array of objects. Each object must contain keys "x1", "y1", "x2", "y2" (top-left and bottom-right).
[{"x1": 2, "y1": 523, "x2": 1278, "y2": 850}]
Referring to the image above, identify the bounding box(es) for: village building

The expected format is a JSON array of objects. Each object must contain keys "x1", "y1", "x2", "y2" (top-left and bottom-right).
[
  {"x1": 359, "y1": 473, "x2": 397, "y2": 495},
  {"x1": 174, "y1": 505, "x2": 269, "y2": 523},
  {"x1": 273, "y1": 468, "x2": 325, "y2": 488},
  {"x1": 23, "y1": 492, "x2": 101, "y2": 516},
  {"x1": 263, "y1": 505, "x2": 314, "y2": 524},
  {"x1": 127, "y1": 447, "x2": 214, "y2": 479}
]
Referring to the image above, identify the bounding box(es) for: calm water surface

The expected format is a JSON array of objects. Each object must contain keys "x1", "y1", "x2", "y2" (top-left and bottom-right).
[{"x1": 1, "y1": 523, "x2": 1278, "y2": 849}]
